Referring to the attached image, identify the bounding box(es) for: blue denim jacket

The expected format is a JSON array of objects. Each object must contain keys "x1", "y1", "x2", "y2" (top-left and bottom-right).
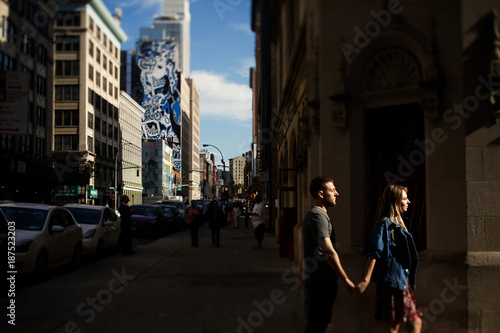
[{"x1": 362, "y1": 217, "x2": 419, "y2": 291}]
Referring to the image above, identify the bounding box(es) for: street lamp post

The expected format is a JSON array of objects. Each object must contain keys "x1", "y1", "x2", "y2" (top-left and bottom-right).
[{"x1": 202, "y1": 144, "x2": 226, "y2": 188}]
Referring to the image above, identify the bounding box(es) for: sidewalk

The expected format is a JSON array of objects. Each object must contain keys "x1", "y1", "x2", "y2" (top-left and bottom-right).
[{"x1": 84, "y1": 219, "x2": 305, "y2": 333}]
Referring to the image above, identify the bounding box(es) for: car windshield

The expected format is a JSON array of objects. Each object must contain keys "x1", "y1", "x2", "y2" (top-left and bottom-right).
[
  {"x1": 131, "y1": 206, "x2": 157, "y2": 217},
  {"x1": 66, "y1": 208, "x2": 101, "y2": 225},
  {"x1": 160, "y1": 206, "x2": 175, "y2": 217},
  {"x1": 163, "y1": 201, "x2": 182, "y2": 208},
  {"x1": 0, "y1": 207, "x2": 48, "y2": 231}
]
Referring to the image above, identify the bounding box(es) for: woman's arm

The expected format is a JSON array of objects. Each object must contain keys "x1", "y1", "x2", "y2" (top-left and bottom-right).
[{"x1": 356, "y1": 256, "x2": 376, "y2": 294}]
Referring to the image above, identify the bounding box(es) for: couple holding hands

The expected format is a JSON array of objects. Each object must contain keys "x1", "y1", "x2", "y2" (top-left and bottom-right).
[{"x1": 302, "y1": 177, "x2": 421, "y2": 333}]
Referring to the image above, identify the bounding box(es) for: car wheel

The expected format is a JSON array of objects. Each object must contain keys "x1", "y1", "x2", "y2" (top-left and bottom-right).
[
  {"x1": 34, "y1": 251, "x2": 48, "y2": 280},
  {"x1": 72, "y1": 243, "x2": 82, "y2": 268}
]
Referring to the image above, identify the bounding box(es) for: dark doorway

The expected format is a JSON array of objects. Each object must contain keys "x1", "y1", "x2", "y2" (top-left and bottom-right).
[{"x1": 364, "y1": 104, "x2": 427, "y2": 250}]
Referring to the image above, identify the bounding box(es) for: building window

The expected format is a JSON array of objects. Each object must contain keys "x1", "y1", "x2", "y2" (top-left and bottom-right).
[
  {"x1": 96, "y1": 26, "x2": 101, "y2": 40},
  {"x1": 56, "y1": 12, "x2": 80, "y2": 26},
  {"x1": 37, "y1": 45, "x2": 47, "y2": 65},
  {"x1": 109, "y1": 60, "x2": 113, "y2": 75},
  {"x1": 89, "y1": 64, "x2": 93, "y2": 80},
  {"x1": 103, "y1": 77, "x2": 107, "y2": 92},
  {"x1": 87, "y1": 136, "x2": 93, "y2": 152},
  {"x1": 95, "y1": 116, "x2": 101, "y2": 132},
  {"x1": 103, "y1": 55, "x2": 107, "y2": 70},
  {"x1": 96, "y1": 72, "x2": 100, "y2": 87},
  {"x1": 95, "y1": 139, "x2": 100, "y2": 155},
  {"x1": 55, "y1": 85, "x2": 79, "y2": 101},
  {"x1": 55, "y1": 109, "x2": 79, "y2": 126},
  {"x1": 54, "y1": 135, "x2": 79, "y2": 151},
  {"x1": 96, "y1": 48, "x2": 100, "y2": 63},
  {"x1": 109, "y1": 82, "x2": 112, "y2": 95},
  {"x1": 89, "y1": 17, "x2": 94, "y2": 31},
  {"x1": 88, "y1": 88, "x2": 94, "y2": 105},
  {"x1": 36, "y1": 75, "x2": 47, "y2": 96},
  {"x1": 0, "y1": 16, "x2": 4, "y2": 38},
  {"x1": 55, "y1": 60, "x2": 79, "y2": 76},
  {"x1": 88, "y1": 112, "x2": 93, "y2": 129},
  {"x1": 89, "y1": 40, "x2": 93, "y2": 56}
]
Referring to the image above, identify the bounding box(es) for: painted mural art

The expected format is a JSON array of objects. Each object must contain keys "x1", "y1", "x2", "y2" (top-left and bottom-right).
[{"x1": 137, "y1": 40, "x2": 182, "y2": 173}]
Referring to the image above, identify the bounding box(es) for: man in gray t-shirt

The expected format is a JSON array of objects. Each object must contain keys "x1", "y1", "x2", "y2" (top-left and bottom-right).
[{"x1": 301, "y1": 176, "x2": 355, "y2": 333}]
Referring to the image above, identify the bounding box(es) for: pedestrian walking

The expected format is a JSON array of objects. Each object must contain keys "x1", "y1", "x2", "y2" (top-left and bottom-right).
[
  {"x1": 302, "y1": 176, "x2": 356, "y2": 333},
  {"x1": 356, "y1": 185, "x2": 422, "y2": 333},
  {"x1": 188, "y1": 200, "x2": 203, "y2": 247},
  {"x1": 232, "y1": 202, "x2": 242, "y2": 228},
  {"x1": 206, "y1": 200, "x2": 225, "y2": 247},
  {"x1": 119, "y1": 195, "x2": 136, "y2": 255},
  {"x1": 251, "y1": 195, "x2": 265, "y2": 249}
]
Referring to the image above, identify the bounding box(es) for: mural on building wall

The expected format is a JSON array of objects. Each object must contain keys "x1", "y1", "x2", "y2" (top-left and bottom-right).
[{"x1": 137, "y1": 40, "x2": 182, "y2": 173}]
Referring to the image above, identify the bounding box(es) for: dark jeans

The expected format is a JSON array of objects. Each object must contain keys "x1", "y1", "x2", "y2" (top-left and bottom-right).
[
  {"x1": 304, "y1": 281, "x2": 338, "y2": 333},
  {"x1": 211, "y1": 227, "x2": 220, "y2": 246}
]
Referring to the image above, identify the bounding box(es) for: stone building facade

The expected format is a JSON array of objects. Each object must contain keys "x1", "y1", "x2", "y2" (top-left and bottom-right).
[{"x1": 252, "y1": 1, "x2": 500, "y2": 332}]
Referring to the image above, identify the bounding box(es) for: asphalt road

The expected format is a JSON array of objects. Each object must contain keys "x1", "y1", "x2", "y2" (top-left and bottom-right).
[{"x1": 1, "y1": 221, "x2": 304, "y2": 333}]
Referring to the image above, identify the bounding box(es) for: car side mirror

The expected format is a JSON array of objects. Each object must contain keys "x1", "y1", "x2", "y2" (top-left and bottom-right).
[
  {"x1": 104, "y1": 220, "x2": 114, "y2": 227},
  {"x1": 51, "y1": 225, "x2": 65, "y2": 233}
]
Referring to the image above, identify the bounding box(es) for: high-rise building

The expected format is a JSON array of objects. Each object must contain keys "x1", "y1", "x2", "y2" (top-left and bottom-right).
[
  {"x1": 181, "y1": 77, "x2": 200, "y2": 201},
  {"x1": 53, "y1": 0, "x2": 126, "y2": 206},
  {"x1": 119, "y1": 91, "x2": 144, "y2": 205},
  {"x1": 0, "y1": 0, "x2": 55, "y2": 203},
  {"x1": 140, "y1": 0, "x2": 190, "y2": 76},
  {"x1": 124, "y1": 0, "x2": 199, "y2": 202}
]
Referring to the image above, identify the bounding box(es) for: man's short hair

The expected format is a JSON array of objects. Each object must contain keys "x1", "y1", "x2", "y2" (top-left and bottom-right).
[
  {"x1": 121, "y1": 195, "x2": 129, "y2": 202},
  {"x1": 309, "y1": 176, "x2": 334, "y2": 199}
]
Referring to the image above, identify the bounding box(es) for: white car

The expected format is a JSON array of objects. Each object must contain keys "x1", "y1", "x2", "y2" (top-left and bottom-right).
[
  {"x1": 64, "y1": 204, "x2": 121, "y2": 257},
  {"x1": 0, "y1": 202, "x2": 83, "y2": 279}
]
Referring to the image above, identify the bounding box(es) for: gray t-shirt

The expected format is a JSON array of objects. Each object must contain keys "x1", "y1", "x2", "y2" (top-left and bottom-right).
[{"x1": 302, "y1": 206, "x2": 337, "y2": 285}]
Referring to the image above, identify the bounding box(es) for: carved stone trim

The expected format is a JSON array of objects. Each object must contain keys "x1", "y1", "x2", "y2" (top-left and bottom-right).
[{"x1": 363, "y1": 47, "x2": 422, "y2": 93}]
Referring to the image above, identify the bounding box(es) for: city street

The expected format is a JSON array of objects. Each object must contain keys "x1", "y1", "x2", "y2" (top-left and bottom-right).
[{"x1": 2, "y1": 221, "x2": 304, "y2": 333}]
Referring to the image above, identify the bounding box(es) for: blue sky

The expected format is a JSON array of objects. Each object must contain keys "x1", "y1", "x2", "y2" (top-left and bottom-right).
[{"x1": 104, "y1": 0, "x2": 255, "y2": 166}]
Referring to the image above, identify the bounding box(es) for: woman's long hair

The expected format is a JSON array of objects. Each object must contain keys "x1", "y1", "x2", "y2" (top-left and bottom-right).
[{"x1": 376, "y1": 185, "x2": 408, "y2": 231}]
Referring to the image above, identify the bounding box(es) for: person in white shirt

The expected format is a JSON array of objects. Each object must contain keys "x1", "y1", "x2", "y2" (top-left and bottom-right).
[{"x1": 251, "y1": 195, "x2": 265, "y2": 249}]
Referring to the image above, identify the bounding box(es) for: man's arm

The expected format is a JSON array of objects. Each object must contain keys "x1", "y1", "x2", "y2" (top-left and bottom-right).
[{"x1": 316, "y1": 237, "x2": 356, "y2": 294}]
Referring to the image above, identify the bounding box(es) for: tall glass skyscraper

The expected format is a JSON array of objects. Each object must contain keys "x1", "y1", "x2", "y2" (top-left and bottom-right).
[{"x1": 139, "y1": 0, "x2": 190, "y2": 76}]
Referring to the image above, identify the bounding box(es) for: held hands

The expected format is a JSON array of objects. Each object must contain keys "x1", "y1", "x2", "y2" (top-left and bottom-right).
[
  {"x1": 343, "y1": 278, "x2": 370, "y2": 296},
  {"x1": 355, "y1": 279, "x2": 370, "y2": 295},
  {"x1": 343, "y1": 278, "x2": 359, "y2": 296}
]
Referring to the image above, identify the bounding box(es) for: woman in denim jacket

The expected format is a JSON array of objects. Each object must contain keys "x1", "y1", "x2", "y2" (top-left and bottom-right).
[{"x1": 357, "y1": 185, "x2": 422, "y2": 333}]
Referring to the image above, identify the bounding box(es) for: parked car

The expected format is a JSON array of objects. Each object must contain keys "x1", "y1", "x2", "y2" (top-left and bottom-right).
[
  {"x1": 161, "y1": 200, "x2": 188, "y2": 224},
  {"x1": 159, "y1": 205, "x2": 186, "y2": 231},
  {"x1": 0, "y1": 202, "x2": 82, "y2": 279},
  {"x1": 130, "y1": 204, "x2": 168, "y2": 237},
  {"x1": 64, "y1": 204, "x2": 121, "y2": 257}
]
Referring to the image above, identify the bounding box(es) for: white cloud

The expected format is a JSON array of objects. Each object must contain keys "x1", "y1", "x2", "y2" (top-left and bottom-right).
[
  {"x1": 229, "y1": 22, "x2": 253, "y2": 35},
  {"x1": 114, "y1": 0, "x2": 162, "y2": 11},
  {"x1": 231, "y1": 57, "x2": 255, "y2": 79},
  {"x1": 191, "y1": 70, "x2": 252, "y2": 122}
]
